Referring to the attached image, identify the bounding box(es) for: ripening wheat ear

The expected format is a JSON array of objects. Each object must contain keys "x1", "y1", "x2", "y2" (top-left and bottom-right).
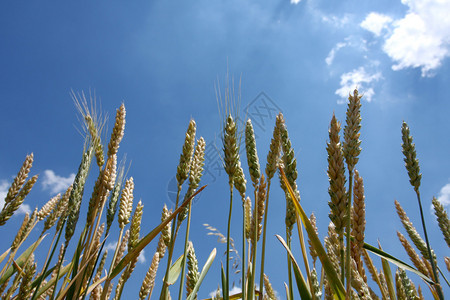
[
  {"x1": 186, "y1": 241, "x2": 200, "y2": 300},
  {"x1": 343, "y1": 89, "x2": 362, "y2": 173},
  {"x1": 245, "y1": 119, "x2": 261, "y2": 186},
  {"x1": 118, "y1": 177, "x2": 134, "y2": 229},
  {"x1": 431, "y1": 197, "x2": 450, "y2": 247},
  {"x1": 176, "y1": 119, "x2": 196, "y2": 187},
  {"x1": 3, "y1": 153, "x2": 34, "y2": 207},
  {"x1": 107, "y1": 103, "x2": 126, "y2": 158}
]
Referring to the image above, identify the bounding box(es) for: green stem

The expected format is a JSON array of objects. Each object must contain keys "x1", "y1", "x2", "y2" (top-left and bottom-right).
[
  {"x1": 415, "y1": 191, "x2": 444, "y2": 300},
  {"x1": 160, "y1": 185, "x2": 182, "y2": 300},
  {"x1": 178, "y1": 201, "x2": 193, "y2": 300},
  {"x1": 249, "y1": 189, "x2": 258, "y2": 300},
  {"x1": 258, "y1": 181, "x2": 271, "y2": 300},
  {"x1": 225, "y1": 182, "x2": 233, "y2": 300},
  {"x1": 345, "y1": 170, "x2": 353, "y2": 298},
  {"x1": 242, "y1": 199, "x2": 247, "y2": 300},
  {"x1": 286, "y1": 229, "x2": 294, "y2": 300}
]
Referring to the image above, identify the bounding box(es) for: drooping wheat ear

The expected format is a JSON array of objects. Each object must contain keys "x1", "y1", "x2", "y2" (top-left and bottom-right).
[
  {"x1": 395, "y1": 269, "x2": 407, "y2": 300},
  {"x1": 91, "y1": 250, "x2": 108, "y2": 300},
  {"x1": 308, "y1": 213, "x2": 319, "y2": 265},
  {"x1": 106, "y1": 160, "x2": 125, "y2": 233},
  {"x1": 118, "y1": 177, "x2": 134, "y2": 229},
  {"x1": 37, "y1": 194, "x2": 60, "y2": 221},
  {"x1": 431, "y1": 197, "x2": 450, "y2": 247},
  {"x1": 129, "y1": 200, "x2": 143, "y2": 251},
  {"x1": 401, "y1": 122, "x2": 421, "y2": 192},
  {"x1": 327, "y1": 113, "x2": 347, "y2": 235},
  {"x1": 179, "y1": 137, "x2": 206, "y2": 223},
  {"x1": 234, "y1": 161, "x2": 247, "y2": 200},
  {"x1": 445, "y1": 257, "x2": 450, "y2": 272},
  {"x1": 17, "y1": 255, "x2": 36, "y2": 299},
  {"x1": 10, "y1": 213, "x2": 29, "y2": 252},
  {"x1": 44, "y1": 185, "x2": 71, "y2": 233},
  {"x1": 3, "y1": 153, "x2": 34, "y2": 206},
  {"x1": 245, "y1": 119, "x2": 261, "y2": 186},
  {"x1": 343, "y1": 89, "x2": 362, "y2": 173},
  {"x1": 107, "y1": 103, "x2": 126, "y2": 158},
  {"x1": 261, "y1": 274, "x2": 276, "y2": 300},
  {"x1": 0, "y1": 174, "x2": 38, "y2": 226},
  {"x1": 250, "y1": 175, "x2": 266, "y2": 242},
  {"x1": 85, "y1": 114, "x2": 105, "y2": 168},
  {"x1": 245, "y1": 197, "x2": 252, "y2": 240},
  {"x1": 278, "y1": 113, "x2": 298, "y2": 237},
  {"x1": 396, "y1": 231, "x2": 429, "y2": 276},
  {"x1": 398, "y1": 268, "x2": 419, "y2": 299},
  {"x1": 65, "y1": 146, "x2": 94, "y2": 244},
  {"x1": 310, "y1": 268, "x2": 322, "y2": 299},
  {"x1": 139, "y1": 252, "x2": 159, "y2": 300},
  {"x1": 113, "y1": 229, "x2": 129, "y2": 269},
  {"x1": 223, "y1": 115, "x2": 239, "y2": 185},
  {"x1": 394, "y1": 200, "x2": 435, "y2": 261},
  {"x1": 176, "y1": 119, "x2": 196, "y2": 187},
  {"x1": 186, "y1": 241, "x2": 200, "y2": 299},
  {"x1": 265, "y1": 113, "x2": 283, "y2": 181}
]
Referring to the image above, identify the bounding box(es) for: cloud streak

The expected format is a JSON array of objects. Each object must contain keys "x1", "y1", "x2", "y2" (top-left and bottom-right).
[{"x1": 42, "y1": 170, "x2": 75, "y2": 195}]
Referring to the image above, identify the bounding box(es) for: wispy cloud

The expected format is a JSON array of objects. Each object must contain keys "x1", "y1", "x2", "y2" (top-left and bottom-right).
[
  {"x1": 360, "y1": 12, "x2": 392, "y2": 37},
  {"x1": 42, "y1": 170, "x2": 75, "y2": 195},
  {"x1": 290, "y1": 0, "x2": 301, "y2": 4},
  {"x1": 0, "y1": 179, "x2": 31, "y2": 215},
  {"x1": 335, "y1": 66, "x2": 382, "y2": 103},
  {"x1": 362, "y1": 0, "x2": 450, "y2": 76},
  {"x1": 437, "y1": 182, "x2": 450, "y2": 208},
  {"x1": 325, "y1": 42, "x2": 347, "y2": 66}
]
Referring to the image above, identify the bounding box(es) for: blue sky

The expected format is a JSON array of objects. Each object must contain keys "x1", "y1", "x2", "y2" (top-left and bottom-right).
[{"x1": 1, "y1": 0, "x2": 449, "y2": 298}]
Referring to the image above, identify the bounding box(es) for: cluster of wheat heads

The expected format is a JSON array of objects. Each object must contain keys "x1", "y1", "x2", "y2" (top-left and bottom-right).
[{"x1": 1, "y1": 88, "x2": 449, "y2": 300}]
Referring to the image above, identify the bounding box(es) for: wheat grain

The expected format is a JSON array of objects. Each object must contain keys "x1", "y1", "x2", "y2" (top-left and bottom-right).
[
  {"x1": 107, "y1": 103, "x2": 126, "y2": 158},
  {"x1": 3, "y1": 153, "x2": 34, "y2": 207},
  {"x1": 118, "y1": 177, "x2": 134, "y2": 229}
]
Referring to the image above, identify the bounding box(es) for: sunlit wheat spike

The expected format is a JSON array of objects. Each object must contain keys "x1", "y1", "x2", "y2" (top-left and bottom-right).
[
  {"x1": 3, "y1": 153, "x2": 34, "y2": 206},
  {"x1": 0, "y1": 174, "x2": 38, "y2": 226},
  {"x1": 91, "y1": 250, "x2": 108, "y2": 300},
  {"x1": 85, "y1": 114, "x2": 105, "y2": 168},
  {"x1": 186, "y1": 241, "x2": 200, "y2": 299},
  {"x1": 362, "y1": 249, "x2": 381, "y2": 289},
  {"x1": 65, "y1": 146, "x2": 94, "y2": 244},
  {"x1": 118, "y1": 177, "x2": 134, "y2": 229},
  {"x1": 161, "y1": 204, "x2": 172, "y2": 248},
  {"x1": 350, "y1": 258, "x2": 371, "y2": 299},
  {"x1": 176, "y1": 119, "x2": 196, "y2": 186},
  {"x1": 265, "y1": 113, "x2": 283, "y2": 181},
  {"x1": 327, "y1": 113, "x2": 347, "y2": 234},
  {"x1": 308, "y1": 213, "x2": 319, "y2": 265},
  {"x1": 394, "y1": 200, "x2": 435, "y2": 261},
  {"x1": 17, "y1": 256, "x2": 36, "y2": 299},
  {"x1": 431, "y1": 196, "x2": 450, "y2": 247},
  {"x1": 129, "y1": 200, "x2": 143, "y2": 250},
  {"x1": 263, "y1": 274, "x2": 277, "y2": 300},
  {"x1": 107, "y1": 160, "x2": 125, "y2": 233},
  {"x1": 396, "y1": 231, "x2": 429, "y2": 276},
  {"x1": 395, "y1": 269, "x2": 407, "y2": 300},
  {"x1": 343, "y1": 89, "x2": 362, "y2": 172},
  {"x1": 278, "y1": 113, "x2": 299, "y2": 237},
  {"x1": 37, "y1": 193, "x2": 60, "y2": 221},
  {"x1": 352, "y1": 170, "x2": 365, "y2": 250},
  {"x1": 139, "y1": 252, "x2": 159, "y2": 300},
  {"x1": 223, "y1": 114, "x2": 239, "y2": 184},
  {"x1": 401, "y1": 121, "x2": 421, "y2": 192},
  {"x1": 179, "y1": 137, "x2": 206, "y2": 223},
  {"x1": 114, "y1": 229, "x2": 129, "y2": 269},
  {"x1": 245, "y1": 119, "x2": 261, "y2": 186},
  {"x1": 324, "y1": 223, "x2": 340, "y2": 273},
  {"x1": 10, "y1": 213, "x2": 29, "y2": 252},
  {"x1": 44, "y1": 185, "x2": 71, "y2": 232},
  {"x1": 107, "y1": 103, "x2": 126, "y2": 158},
  {"x1": 398, "y1": 268, "x2": 419, "y2": 300},
  {"x1": 310, "y1": 268, "x2": 322, "y2": 299},
  {"x1": 234, "y1": 161, "x2": 247, "y2": 200},
  {"x1": 21, "y1": 208, "x2": 37, "y2": 243}
]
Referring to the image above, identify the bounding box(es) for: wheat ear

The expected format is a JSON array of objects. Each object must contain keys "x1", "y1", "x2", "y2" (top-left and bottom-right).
[{"x1": 431, "y1": 197, "x2": 450, "y2": 247}]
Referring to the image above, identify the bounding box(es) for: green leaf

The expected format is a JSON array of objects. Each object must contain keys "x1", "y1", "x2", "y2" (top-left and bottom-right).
[
  {"x1": 280, "y1": 168, "x2": 345, "y2": 300},
  {"x1": 109, "y1": 186, "x2": 206, "y2": 279},
  {"x1": 0, "y1": 235, "x2": 45, "y2": 285},
  {"x1": 167, "y1": 254, "x2": 184, "y2": 285},
  {"x1": 186, "y1": 248, "x2": 216, "y2": 300},
  {"x1": 221, "y1": 262, "x2": 228, "y2": 300},
  {"x1": 276, "y1": 235, "x2": 312, "y2": 300},
  {"x1": 378, "y1": 242, "x2": 396, "y2": 300},
  {"x1": 363, "y1": 242, "x2": 434, "y2": 285}
]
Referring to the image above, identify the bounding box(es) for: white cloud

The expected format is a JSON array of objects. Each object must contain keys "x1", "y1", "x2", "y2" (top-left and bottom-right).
[
  {"x1": 326, "y1": 42, "x2": 347, "y2": 65},
  {"x1": 138, "y1": 249, "x2": 146, "y2": 264},
  {"x1": 0, "y1": 179, "x2": 31, "y2": 215},
  {"x1": 290, "y1": 0, "x2": 301, "y2": 4},
  {"x1": 321, "y1": 14, "x2": 351, "y2": 28},
  {"x1": 105, "y1": 242, "x2": 118, "y2": 252},
  {"x1": 360, "y1": 12, "x2": 393, "y2": 36},
  {"x1": 42, "y1": 170, "x2": 75, "y2": 195},
  {"x1": 437, "y1": 182, "x2": 450, "y2": 208},
  {"x1": 335, "y1": 67, "x2": 382, "y2": 103},
  {"x1": 362, "y1": 0, "x2": 450, "y2": 76}
]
